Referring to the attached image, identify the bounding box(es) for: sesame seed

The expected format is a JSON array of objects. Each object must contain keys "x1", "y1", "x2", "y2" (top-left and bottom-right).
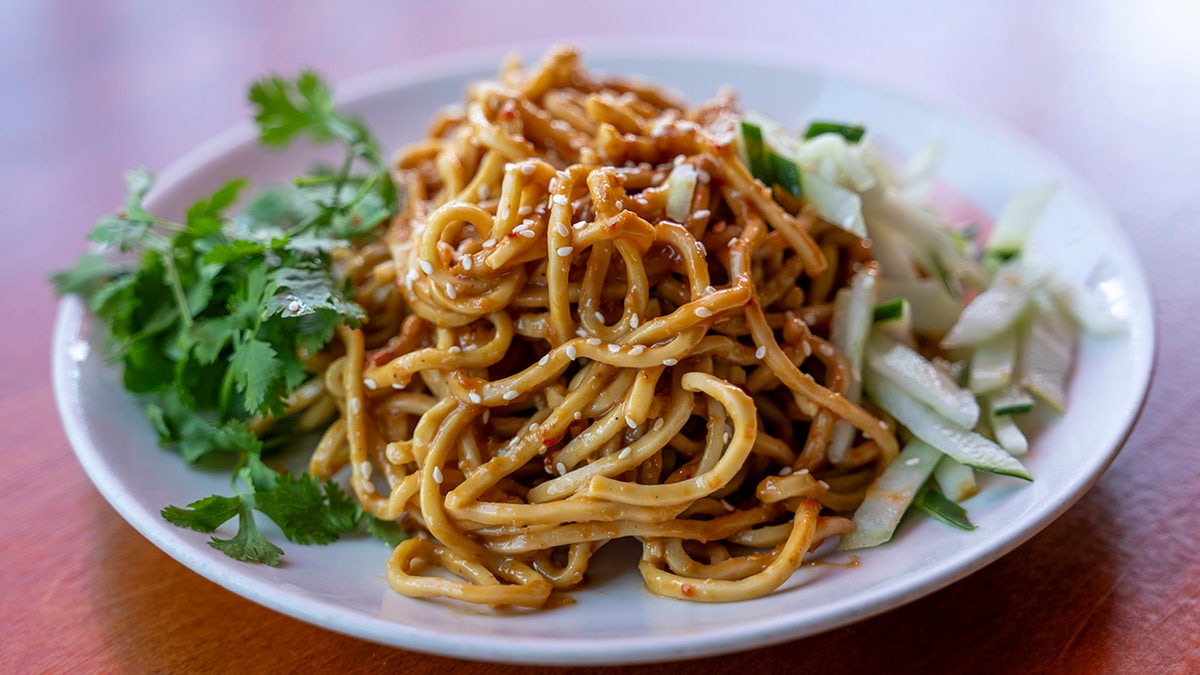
[
  {"x1": 555, "y1": 223, "x2": 570, "y2": 237},
  {"x1": 629, "y1": 345, "x2": 646, "y2": 355},
  {"x1": 502, "y1": 390, "x2": 519, "y2": 401},
  {"x1": 572, "y1": 220, "x2": 587, "y2": 229},
  {"x1": 625, "y1": 416, "x2": 637, "y2": 429},
  {"x1": 802, "y1": 342, "x2": 813, "y2": 357},
  {"x1": 723, "y1": 430, "x2": 731, "y2": 443},
  {"x1": 405, "y1": 267, "x2": 418, "y2": 282},
  {"x1": 445, "y1": 282, "x2": 457, "y2": 299},
  {"x1": 652, "y1": 418, "x2": 664, "y2": 431},
  {"x1": 797, "y1": 468, "x2": 810, "y2": 475},
  {"x1": 566, "y1": 345, "x2": 578, "y2": 360},
  {"x1": 573, "y1": 410, "x2": 582, "y2": 420},
  {"x1": 529, "y1": 422, "x2": 538, "y2": 431},
  {"x1": 518, "y1": 205, "x2": 533, "y2": 216},
  {"x1": 432, "y1": 466, "x2": 444, "y2": 484},
  {"x1": 364, "y1": 378, "x2": 377, "y2": 390},
  {"x1": 392, "y1": 382, "x2": 404, "y2": 390},
  {"x1": 505, "y1": 162, "x2": 515, "y2": 171},
  {"x1": 779, "y1": 466, "x2": 794, "y2": 476},
  {"x1": 512, "y1": 223, "x2": 530, "y2": 234},
  {"x1": 468, "y1": 391, "x2": 482, "y2": 404},
  {"x1": 818, "y1": 480, "x2": 831, "y2": 489},
  {"x1": 478, "y1": 184, "x2": 490, "y2": 199},
  {"x1": 696, "y1": 241, "x2": 707, "y2": 255},
  {"x1": 694, "y1": 307, "x2": 713, "y2": 318},
  {"x1": 727, "y1": 238, "x2": 738, "y2": 248},
  {"x1": 878, "y1": 419, "x2": 889, "y2": 430},
  {"x1": 905, "y1": 457, "x2": 920, "y2": 466},
  {"x1": 608, "y1": 344, "x2": 621, "y2": 353},
  {"x1": 519, "y1": 229, "x2": 536, "y2": 238},
  {"x1": 448, "y1": 345, "x2": 462, "y2": 353},
  {"x1": 419, "y1": 260, "x2": 434, "y2": 275},
  {"x1": 520, "y1": 163, "x2": 535, "y2": 175},
  {"x1": 576, "y1": 327, "x2": 587, "y2": 337},
  {"x1": 348, "y1": 397, "x2": 362, "y2": 414},
  {"x1": 755, "y1": 346, "x2": 767, "y2": 360},
  {"x1": 593, "y1": 311, "x2": 605, "y2": 322},
  {"x1": 497, "y1": 207, "x2": 510, "y2": 221},
  {"x1": 538, "y1": 354, "x2": 549, "y2": 366},
  {"x1": 618, "y1": 448, "x2": 632, "y2": 460},
  {"x1": 630, "y1": 314, "x2": 640, "y2": 328},
  {"x1": 586, "y1": 337, "x2": 601, "y2": 346},
  {"x1": 673, "y1": 154, "x2": 685, "y2": 165},
  {"x1": 697, "y1": 170, "x2": 711, "y2": 184},
  {"x1": 721, "y1": 499, "x2": 734, "y2": 511},
  {"x1": 462, "y1": 256, "x2": 474, "y2": 271},
  {"x1": 556, "y1": 461, "x2": 567, "y2": 475},
  {"x1": 362, "y1": 481, "x2": 375, "y2": 494},
  {"x1": 483, "y1": 238, "x2": 497, "y2": 248},
  {"x1": 556, "y1": 246, "x2": 574, "y2": 256},
  {"x1": 694, "y1": 209, "x2": 711, "y2": 219},
  {"x1": 552, "y1": 194, "x2": 569, "y2": 206},
  {"x1": 360, "y1": 461, "x2": 372, "y2": 478},
  {"x1": 287, "y1": 299, "x2": 302, "y2": 314},
  {"x1": 663, "y1": 358, "x2": 678, "y2": 366}
]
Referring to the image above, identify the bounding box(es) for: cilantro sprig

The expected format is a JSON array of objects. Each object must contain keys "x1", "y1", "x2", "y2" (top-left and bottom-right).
[{"x1": 53, "y1": 71, "x2": 406, "y2": 565}]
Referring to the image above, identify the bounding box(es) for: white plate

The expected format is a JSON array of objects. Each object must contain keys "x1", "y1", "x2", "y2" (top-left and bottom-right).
[{"x1": 53, "y1": 43, "x2": 1154, "y2": 666}]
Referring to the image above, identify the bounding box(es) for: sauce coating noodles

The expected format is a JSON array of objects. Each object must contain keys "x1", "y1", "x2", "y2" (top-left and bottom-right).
[{"x1": 311, "y1": 46, "x2": 899, "y2": 607}]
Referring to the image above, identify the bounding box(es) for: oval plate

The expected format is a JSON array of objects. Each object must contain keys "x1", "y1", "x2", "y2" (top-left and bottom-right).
[{"x1": 53, "y1": 43, "x2": 1154, "y2": 666}]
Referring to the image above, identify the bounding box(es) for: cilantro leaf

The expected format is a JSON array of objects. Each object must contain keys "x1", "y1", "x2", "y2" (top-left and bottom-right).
[
  {"x1": 208, "y1": 495, "x2": 284, "y2": 566},
  {"x1": 161, "y1": 494, "x2": 241, "y2": 532},
  {"x1": 365, "y1": 516, "x2": 411, "y2": 548},
  {"x1": 254, "y1": 473, "x2": 362, "y2": 545},
  {"x1": 228, "y1": 337, "x2": 282, "y2": 413}
]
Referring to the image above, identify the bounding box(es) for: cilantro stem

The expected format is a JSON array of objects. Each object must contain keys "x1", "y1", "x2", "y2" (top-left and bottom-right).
[{"x1": 161, "y1": 250, "x2": 194, "y2": 329}]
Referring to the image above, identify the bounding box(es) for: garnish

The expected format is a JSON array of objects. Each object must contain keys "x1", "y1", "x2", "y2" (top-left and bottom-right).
[{"x1": 52, "y1": 71, "x2": 404, "y2": 564}]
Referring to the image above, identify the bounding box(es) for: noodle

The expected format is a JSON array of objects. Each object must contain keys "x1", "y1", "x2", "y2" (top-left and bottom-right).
[{"x1": 312, "y1": 45, "x2": 900, "y2": 608}]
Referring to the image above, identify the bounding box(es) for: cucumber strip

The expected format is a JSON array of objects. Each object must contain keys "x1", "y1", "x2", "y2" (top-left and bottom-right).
[
  {"x1": 841, "y1": 439, "x2": 942, "y2": 550},
  {"x1": 1018, "y1": 294, "x2": 1076, "y2": 414},
  {"x1": 863, "y1": 370, "x2": 1032, "y2": 480},
  {"x1": 1046, "y1": 271, "x2": 1127, "y2": 335},
  {"x1": 940, "y1": 257, "x2": 1049, "y2": 349},
  {"x1": 800, "y1": 169, "x2": 866, "y2": 237},
  {"x1": 933, "y1": 456, "x2": 978, "y2": 502},
  {"x1": 804, "y1": 120, "x2": 866, "y2": 142},
  {"x1": 877, "y1": 278, "x2": 962, "y2": 336},
  {"x1": 989, "y1": 384, "x2": 1035, "y2": 416},
  {"x1": 828, "y1": 265, "x2": 880, "y2": 463},
  {"x1": 665, "y1": 162, "x2": 698, "y2": 222},
  {"x1": 768, "y1": 150, "x2": 803, "y2": 198},
  {"x1": 985, "y1": 183, "x2": 1058, "y2": 262},
  {"x1": 866, "y1": 334, "x2": 980, "y2": 429},
  {"x1": 987, "y1": 405, "x2": 1029, "y2": 456},
  {"x1": 866, "y1": 220, "x2": 918, "y2": 282},
  {"x1": 873, "y1": 297, "x2": 906, "y2": 322},
  {"x1": 738, "y1": 120, "x2": 772, "y2": 184},
  {"x1": 968, "y1": 326, "x2": 1017, "y2": 394},
  {"x1": 915, "y1": 484, "x2": 977, "y2": 531}
]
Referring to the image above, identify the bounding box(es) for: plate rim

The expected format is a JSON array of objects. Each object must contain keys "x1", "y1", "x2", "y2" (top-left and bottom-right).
[{"x1": 52, "y1": 38, "x2": 1157, "y2": 665}]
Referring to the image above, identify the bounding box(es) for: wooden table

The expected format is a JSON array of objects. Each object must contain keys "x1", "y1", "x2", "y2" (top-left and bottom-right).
[{"x1": 4, "y1": 2, "x2": 1197, "y2": 672}]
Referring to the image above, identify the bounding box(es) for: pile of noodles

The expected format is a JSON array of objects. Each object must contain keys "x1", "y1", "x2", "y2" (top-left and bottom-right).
[{"x1": 308, "y1": 46, "x2": 899, "y2": 608}]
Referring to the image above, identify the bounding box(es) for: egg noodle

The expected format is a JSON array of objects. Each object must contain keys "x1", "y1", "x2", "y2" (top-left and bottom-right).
[{"x1": 309, "y1": 46, "x2": 901, "y2": 608}]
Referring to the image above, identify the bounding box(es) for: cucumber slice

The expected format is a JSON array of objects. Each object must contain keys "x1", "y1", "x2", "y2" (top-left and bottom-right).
[
  {"x1": 940, "y1": 256, "x2": 1049, "y2": 349},
  {"x1": 934, "y1": 456, "x2": 978, "y2": 503},
  {"x1": 968, "y1": 326, "x2": 1017, "y2": 394},
  {"x1": 1018, "y1": 294, "x2": 1076, "y2": 414},
  {"x1": 985, "y1": 183, "x2": 1058, "y2": 263},
  {"x1": 841, "y1": 439, "x2": 942, "y2": 550},
  {"x1": 989, "y1": 384, "x2": 1035, "y2": 416},
  {"x1": 863, "y1": 370, "x2": 1032, "y2": 480},
  {"x1": 866, "y1": 334, "x2": 980, "y2": 429},
  {"x1": 828, "y1": 266, "x2": 880, "y2": 463}
]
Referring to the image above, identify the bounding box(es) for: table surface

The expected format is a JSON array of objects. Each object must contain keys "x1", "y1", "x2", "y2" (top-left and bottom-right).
[{"x1": 4, "y1": 1, "x2": 1198, "y2": 672}]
